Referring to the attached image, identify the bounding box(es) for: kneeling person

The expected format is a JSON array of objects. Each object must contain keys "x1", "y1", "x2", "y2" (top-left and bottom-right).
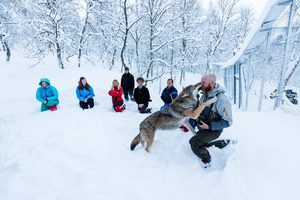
[
  {"x1": 36, "y1": 78, "x2": 59, "y2": 112},
  {"x1": 108, "y1": 79, "x2": 125, "y2": 112},
  {"x1": 76, "y1": 77, "x2": 95, "y2": 110},
  {"x1": 134, "y1": 77, "x2": 151, "y2": 114},
  {"x1": 160, "y1": 78, "x2": 178, "y2": 110},
  {"x1": 189, "y1": 73, "x2": 233, "y2": 168}
]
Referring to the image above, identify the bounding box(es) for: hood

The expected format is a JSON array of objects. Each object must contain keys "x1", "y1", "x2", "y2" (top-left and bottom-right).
[
  {"x1": 39, "y1": 78, "x2": 50, "y2": 86},
  {"x1": 205, "y1": 83, "x2": 225, "y2": 98}
]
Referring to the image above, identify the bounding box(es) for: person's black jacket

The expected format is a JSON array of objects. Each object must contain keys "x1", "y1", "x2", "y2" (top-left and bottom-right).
[
  {"x1": 161, "y1": 86, "x2": 178, "y2": 104},
  {"x1": 134, "y1": 86, "x2": 150, "y2": 105},
  {"x1": 121, "y1": 73, "x2": 134, "y2": 90}
]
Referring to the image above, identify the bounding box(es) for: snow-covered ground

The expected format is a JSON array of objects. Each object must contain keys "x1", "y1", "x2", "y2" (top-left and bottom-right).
[{"x1": 0, "y1": 56, "x2": 299, "y2": 200}]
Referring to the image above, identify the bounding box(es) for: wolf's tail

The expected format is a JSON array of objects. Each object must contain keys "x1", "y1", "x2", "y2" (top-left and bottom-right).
[{"x1": 130, "y1": 133, "x2": 142, "y2": 151}]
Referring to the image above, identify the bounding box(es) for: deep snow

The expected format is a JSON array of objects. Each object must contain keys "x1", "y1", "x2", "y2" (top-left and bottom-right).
[{"x1": 0, "y1": 56, "x2": 299, "y2": 200}]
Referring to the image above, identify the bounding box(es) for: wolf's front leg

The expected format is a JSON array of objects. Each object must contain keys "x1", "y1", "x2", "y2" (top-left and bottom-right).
[
  {"x1": 183, "y1": 119, "x2": 197, "y2": 135},
  {"x1": 189, "y1": 97, "x2": 217, "y2": 119}
]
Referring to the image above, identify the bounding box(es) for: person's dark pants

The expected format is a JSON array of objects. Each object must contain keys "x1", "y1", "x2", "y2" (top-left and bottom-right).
[
  {"x1": 138, "y1": 103, "x2": 151, "y2": 113},
  {"x1": 189, "y1": 130, "x2": 230, "y2": 163},
  {"x1": 124, "y1": 89, "x2": 134, "y2": 101},
  {"x1": 79, "y1": 98, "x2": 94, "y2": 110}
]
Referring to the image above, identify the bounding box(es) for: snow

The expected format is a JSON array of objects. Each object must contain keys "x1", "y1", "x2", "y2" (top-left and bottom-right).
[{"x1": 0, "y1": 56, "x2": 300, "y2": 200}]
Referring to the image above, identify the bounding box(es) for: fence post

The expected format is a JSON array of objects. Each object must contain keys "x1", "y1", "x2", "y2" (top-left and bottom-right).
[
  {"x1": 238, "y1": 63, "x2": 242, "y2": 108},
  {"x1": 224, "y1": 67, "x2": 228, "y2": 92},
  {"x1": 245, "y1": 54, "x2": 252, "y2": 111},
  {"x1": 258, "y1": 31, "x2": 271, "y2": 111},
  {"x1": 233, "y1": 64, "x2": 237, "y2": 105}
]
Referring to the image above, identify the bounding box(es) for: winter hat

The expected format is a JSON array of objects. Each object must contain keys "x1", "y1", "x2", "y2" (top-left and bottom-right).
[
  {"x1": 125, "y1": 67, "x2": 129, "y2": 71},
  {"x1": 79, "y1": 77, "x2": 86, "y2": 83}
]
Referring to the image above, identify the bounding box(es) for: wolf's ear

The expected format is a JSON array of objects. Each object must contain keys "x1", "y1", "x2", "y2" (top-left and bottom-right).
[{"x1": 182, "y1": 92, "x2": 189, "y2": 98}]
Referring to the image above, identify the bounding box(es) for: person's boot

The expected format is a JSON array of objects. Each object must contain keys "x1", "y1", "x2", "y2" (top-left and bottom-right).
[
  {"x1": 201, "y1": 158, "x2": 211, "y2": 168},
  {"x1": 208, "y1": 139, "x2": 238, "y2": 149},
  {"x1": 115, "y1": 106, "x2": 125, "y2": 112},
  {"x1": 49, "y1": 105, "x2": 57, "y2": 111}
]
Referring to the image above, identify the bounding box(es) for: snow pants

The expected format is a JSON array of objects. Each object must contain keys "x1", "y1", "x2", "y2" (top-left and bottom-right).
[
  {"x1": 123, "y1": 89, "x2": 134, "y2": 101},
  {"x1": 79, "y1": 98, "x2": 94, "y2": 110},
  {"x1": 41, "y1": 99, "x2": 59, "y2": 112},
  {"x1": 138, "y1": 103, "x2": 151, "y2": 113},
  {"x1": 189, "y1": 130, "x2": 229, "y2": 163}
]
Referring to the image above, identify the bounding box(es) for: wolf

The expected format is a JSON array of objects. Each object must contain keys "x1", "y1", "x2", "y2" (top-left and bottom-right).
[{"x1": 130, "y1": 82, "x2": 217, "y2": 152}]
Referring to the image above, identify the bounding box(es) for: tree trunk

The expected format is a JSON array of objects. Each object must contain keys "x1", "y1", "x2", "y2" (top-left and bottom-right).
[
  {"x1": 120, "y1": 0, "x2": 129, "y2": 71},
  {"x1": 3, "y1": 40, "x2": 10, "y2": 62},
  {"x1": 135, "y1": 31, "x2": 140, "y2": 74},
  {"x1": 56, "y1": 42, "x2": 64, "y2": 69},
  {"x1": 181, "y1": 0, "x2": 187, "y2": 72},
  {"x1": 180, "y1": 69, "x2": 185, "y2": 84},
  {"x1": 78, "y1": 5, "x2": 90, "y2": 68},
  {"x1": 0, "y1": 34, "x2": 11, "y2": 62},
  {"x1": 55, "y1": 24, "x2": 64, "y2": 69},
  {"x1": 135, "y1": 0, "x2": 140, "y2": 74},
  {"x1": 110, "y1": 47, "x2": 117, "y2": 70},
  {"x1": 146, "y1": 15, "x2": 154, "y2": 79}
]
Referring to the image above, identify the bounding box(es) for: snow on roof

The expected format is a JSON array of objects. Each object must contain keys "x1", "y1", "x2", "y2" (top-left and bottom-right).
[{"x1": 219, "y1": 0, "x2": 292, "y2": 69}]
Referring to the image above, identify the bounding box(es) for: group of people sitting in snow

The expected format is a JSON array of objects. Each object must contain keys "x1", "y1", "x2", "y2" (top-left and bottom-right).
[
  {"x1": 35, "y1": 67, "x2": 179, "y2": 114},
  {"x1": 36, "y1": 70, "x2": 233, "y2": 167}
]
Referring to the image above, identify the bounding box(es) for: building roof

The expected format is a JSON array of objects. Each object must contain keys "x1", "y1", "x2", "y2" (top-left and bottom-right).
[{"x1": 219, "y1": 0, "x2": 292, "y2": 69}]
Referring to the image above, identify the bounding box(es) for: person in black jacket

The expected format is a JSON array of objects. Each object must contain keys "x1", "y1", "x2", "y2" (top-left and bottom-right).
[
  {"x1": 121, "y1": 67, "x2": 135, "y2": 101},
  {"x1": 160, "y1": 78, "x2": 178, "y2": 110},
  {"x1": 134, "y1": 77, "x2": 152, "y2": 114}
]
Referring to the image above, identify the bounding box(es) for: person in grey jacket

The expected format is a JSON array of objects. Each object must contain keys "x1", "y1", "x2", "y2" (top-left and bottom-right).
[{"x1": 189, "y1": 73, "x2": 233, "y2": 167}]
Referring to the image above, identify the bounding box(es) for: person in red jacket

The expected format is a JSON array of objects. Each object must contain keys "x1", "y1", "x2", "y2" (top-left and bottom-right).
[{"x1": 108, "y1": 79, "x2": 125, "y2": 112}]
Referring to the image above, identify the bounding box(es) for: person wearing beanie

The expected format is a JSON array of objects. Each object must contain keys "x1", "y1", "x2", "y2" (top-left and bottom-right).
[
  {"x1": 36, "y1": 78, "x2": 59, "y2": 112},
  {"x1": 108, "y1": 79, "x2": 125, "y2": 112},
  {"x1": 76, "y1": 77, "x2": 95, "y2": 110},
  {"x1": 121, "y1": 67, "x2": 135, "y2": 101}
]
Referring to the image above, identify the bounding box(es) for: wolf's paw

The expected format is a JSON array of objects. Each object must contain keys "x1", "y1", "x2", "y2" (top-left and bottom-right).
[{"x1": 206, "y1": 97, "x2": 217, "y2": 105}]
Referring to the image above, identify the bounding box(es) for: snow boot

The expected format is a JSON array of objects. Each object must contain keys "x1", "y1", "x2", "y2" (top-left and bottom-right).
[
  {"x1": 115, "y1": 106, "x2": 125, "y2": 112},
  {"x1": 49, "y1": 105, "x2": 57, "y2": 111},
  {"x1": 144, "y1": 108, "x2": 152, "y2": 113},
  {"x1": 201, "y1": 159, "x2": 211, "y2": 168}
]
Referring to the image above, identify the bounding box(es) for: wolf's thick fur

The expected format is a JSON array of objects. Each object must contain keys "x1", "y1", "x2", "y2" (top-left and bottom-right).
[{"x1": 130, "y1": 82, "x2": 217, "y2": 152}]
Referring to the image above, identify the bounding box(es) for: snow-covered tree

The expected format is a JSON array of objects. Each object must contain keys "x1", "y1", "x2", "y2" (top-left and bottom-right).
[{"x1": 23, "y1": 0, "x2": 80, "y2": 69}]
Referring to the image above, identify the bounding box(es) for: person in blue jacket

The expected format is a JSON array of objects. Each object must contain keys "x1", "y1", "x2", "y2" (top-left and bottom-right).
[
  {"x1": 76, "y1": 77, "x2": 95, "y2": 110},
  {"x1": 36, "y1": 78, "x2": 59, "y2": 112},
  {"x1": 160, "y1": 78, "x2": 178, "y2": 110}
]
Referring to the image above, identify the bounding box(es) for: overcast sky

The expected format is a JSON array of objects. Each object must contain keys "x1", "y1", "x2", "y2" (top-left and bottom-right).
[
  {"x1": 201, "y1": 0, "x2": 270, "y2": 18},
  {"x1": 242, "y1": 0, "x2": 269, "y2": 17}
]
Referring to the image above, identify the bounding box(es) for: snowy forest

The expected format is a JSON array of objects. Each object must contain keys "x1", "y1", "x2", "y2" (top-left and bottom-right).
[{"x1": 0, "y1": 0, "x2": 254, "y2": 80}]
